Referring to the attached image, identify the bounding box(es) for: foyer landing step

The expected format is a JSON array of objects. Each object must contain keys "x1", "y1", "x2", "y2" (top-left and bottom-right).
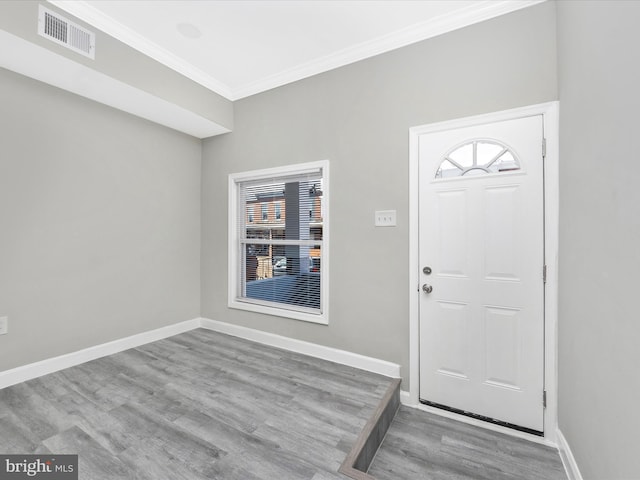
[
  {"x1": 339, "y1": 378, "x2": 401, "y2": 479},
  {"x1": 367, "y1": 405, "x2": 568, "y2": 480}
]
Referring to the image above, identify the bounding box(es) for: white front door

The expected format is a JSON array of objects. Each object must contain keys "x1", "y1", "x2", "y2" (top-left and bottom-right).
[{"x1": 418, "y1": 115, "x2": 545, "y2": 433}]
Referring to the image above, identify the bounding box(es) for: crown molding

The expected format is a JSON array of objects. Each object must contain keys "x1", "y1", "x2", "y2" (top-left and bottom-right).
[
  {"x1": 48, "y1": 0, "x2": 234, "y2": 99},
  {"x1": 50, "y1": 0, "x2": 546, "y2": 101},
  {"x1": 232, "y1": 0, "x2": 547, "y2": 99}
]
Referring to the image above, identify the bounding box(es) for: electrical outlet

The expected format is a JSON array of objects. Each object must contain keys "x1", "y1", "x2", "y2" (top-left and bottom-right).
[
  {"x1": 375, "y1": 210, "x2": 397, "y2": 227},
  {"x1": 0, "y1": 316, "x2": 7, "y2": 335}
]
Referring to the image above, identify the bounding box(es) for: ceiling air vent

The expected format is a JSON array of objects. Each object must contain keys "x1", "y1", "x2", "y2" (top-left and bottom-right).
[{"x1": 38, "y1": 5, "x2": 95, "y2": 59}]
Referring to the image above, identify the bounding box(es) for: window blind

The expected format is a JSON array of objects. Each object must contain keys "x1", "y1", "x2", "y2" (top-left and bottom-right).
[{"x1": 235, "y1": 170, "x2": 324, "y2": 315}]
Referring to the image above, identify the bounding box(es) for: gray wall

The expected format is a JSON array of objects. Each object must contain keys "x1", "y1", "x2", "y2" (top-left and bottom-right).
[
  {"x1": 201, "y1": 2, "x2": 557, "y2": 387},
  {"x1": 557, "y1": 2, "x2": 640, "y2": 478},
  {"x1": 0, "y1": 68, "x2": 202, "y2": 371}
]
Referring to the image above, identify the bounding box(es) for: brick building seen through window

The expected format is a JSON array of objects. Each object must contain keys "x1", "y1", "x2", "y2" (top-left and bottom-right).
[{"x1": 245, "y1": 189, "x2": 323, "y2": 281}]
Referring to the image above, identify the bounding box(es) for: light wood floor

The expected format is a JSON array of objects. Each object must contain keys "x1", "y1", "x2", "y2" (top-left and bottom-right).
[
  {"x1": 0, "y1": 329, "x2": 391, "y2": 479},
  {"x1": 368, "y1": 405, "x2": 567, "y2": 480}
]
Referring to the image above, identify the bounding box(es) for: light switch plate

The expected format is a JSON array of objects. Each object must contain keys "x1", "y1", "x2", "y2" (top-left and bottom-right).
[
  {"x1": 0, "y1": 317, "x2": 7, "y2": 335},
  {"x1": 375, "y1": 210, "x2": 397, "y2": 227}
]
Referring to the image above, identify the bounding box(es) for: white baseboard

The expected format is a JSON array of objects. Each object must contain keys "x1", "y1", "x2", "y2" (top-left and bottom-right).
[
  {"x1": 557, "y1": 429, "x2": 584, "y2": 480},
  {"x1": 199, "y1": 317, "x2": 401, "y2": 378},
  {"x1": 0, "y1": 318, "x2": 200, "y2": 390},
  {"x1": 1, "y1": 317, "x2": 401, "y2": 391}
]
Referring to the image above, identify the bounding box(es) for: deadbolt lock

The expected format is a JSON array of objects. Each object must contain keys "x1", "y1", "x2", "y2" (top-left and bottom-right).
[{"x1": 423, "y1": 266, "x2": 432, "y2": 275}]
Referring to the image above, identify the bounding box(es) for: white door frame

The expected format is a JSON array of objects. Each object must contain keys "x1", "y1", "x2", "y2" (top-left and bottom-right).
[{"x1": 407, "y1": 102, "x2": 559, "y2": 446}]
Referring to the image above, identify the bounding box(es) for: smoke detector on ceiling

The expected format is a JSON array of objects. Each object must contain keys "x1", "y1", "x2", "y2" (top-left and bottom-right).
[{"x1": 38, "y1": 5, "x2": 95, "y2": 59}]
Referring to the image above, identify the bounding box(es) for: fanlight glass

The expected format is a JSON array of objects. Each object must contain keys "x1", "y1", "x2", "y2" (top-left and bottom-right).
[{"x1": 436, "y1": 140, "x2": 520, "y2": 179}]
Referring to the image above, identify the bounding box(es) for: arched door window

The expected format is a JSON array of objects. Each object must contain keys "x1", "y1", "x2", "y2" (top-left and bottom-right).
[{"x1": 435, "y1": 140, "x2": 520, "y2": 179}]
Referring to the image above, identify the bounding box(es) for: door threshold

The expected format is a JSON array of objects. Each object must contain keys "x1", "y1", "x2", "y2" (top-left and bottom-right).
[{"x1": 419, "y1": 399, "x2": 543, "y2": 437}]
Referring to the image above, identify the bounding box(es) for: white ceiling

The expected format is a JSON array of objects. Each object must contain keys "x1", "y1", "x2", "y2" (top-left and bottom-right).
[{"x1": 51, "y1": 0, "x2": 544, "y2": 101}]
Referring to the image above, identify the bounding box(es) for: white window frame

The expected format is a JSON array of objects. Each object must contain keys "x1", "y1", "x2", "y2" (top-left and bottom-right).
[{"x1": 228, "y1": 160, "x2": 330, "y2": 325}]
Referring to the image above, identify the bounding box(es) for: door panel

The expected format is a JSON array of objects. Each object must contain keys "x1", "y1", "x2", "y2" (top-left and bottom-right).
[
  {"x1": 483, "y1": 185, "x2": 521, "y2": 281},
  {"x1": 436, "y1": 190, "x2": 468, "y2": 277},
  {"x1": 419, "y1": 115, "x2": 544, "y2": 432},
  {"x1": 434, "y1": 301, "x2": 469, "y2": 379},
  {"x1": 483, "y1": 306, "x2": 521, "y2": 389}
]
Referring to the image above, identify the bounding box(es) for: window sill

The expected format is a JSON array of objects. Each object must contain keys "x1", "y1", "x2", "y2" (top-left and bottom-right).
[{"x1": 228, "y1": 299, "x2": 328, "y2": 325}]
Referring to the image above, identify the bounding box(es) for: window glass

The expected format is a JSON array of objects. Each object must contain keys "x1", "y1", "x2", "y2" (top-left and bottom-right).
[{"x1": 436, "y1": 140, "x2": 521, "y2": 179}]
